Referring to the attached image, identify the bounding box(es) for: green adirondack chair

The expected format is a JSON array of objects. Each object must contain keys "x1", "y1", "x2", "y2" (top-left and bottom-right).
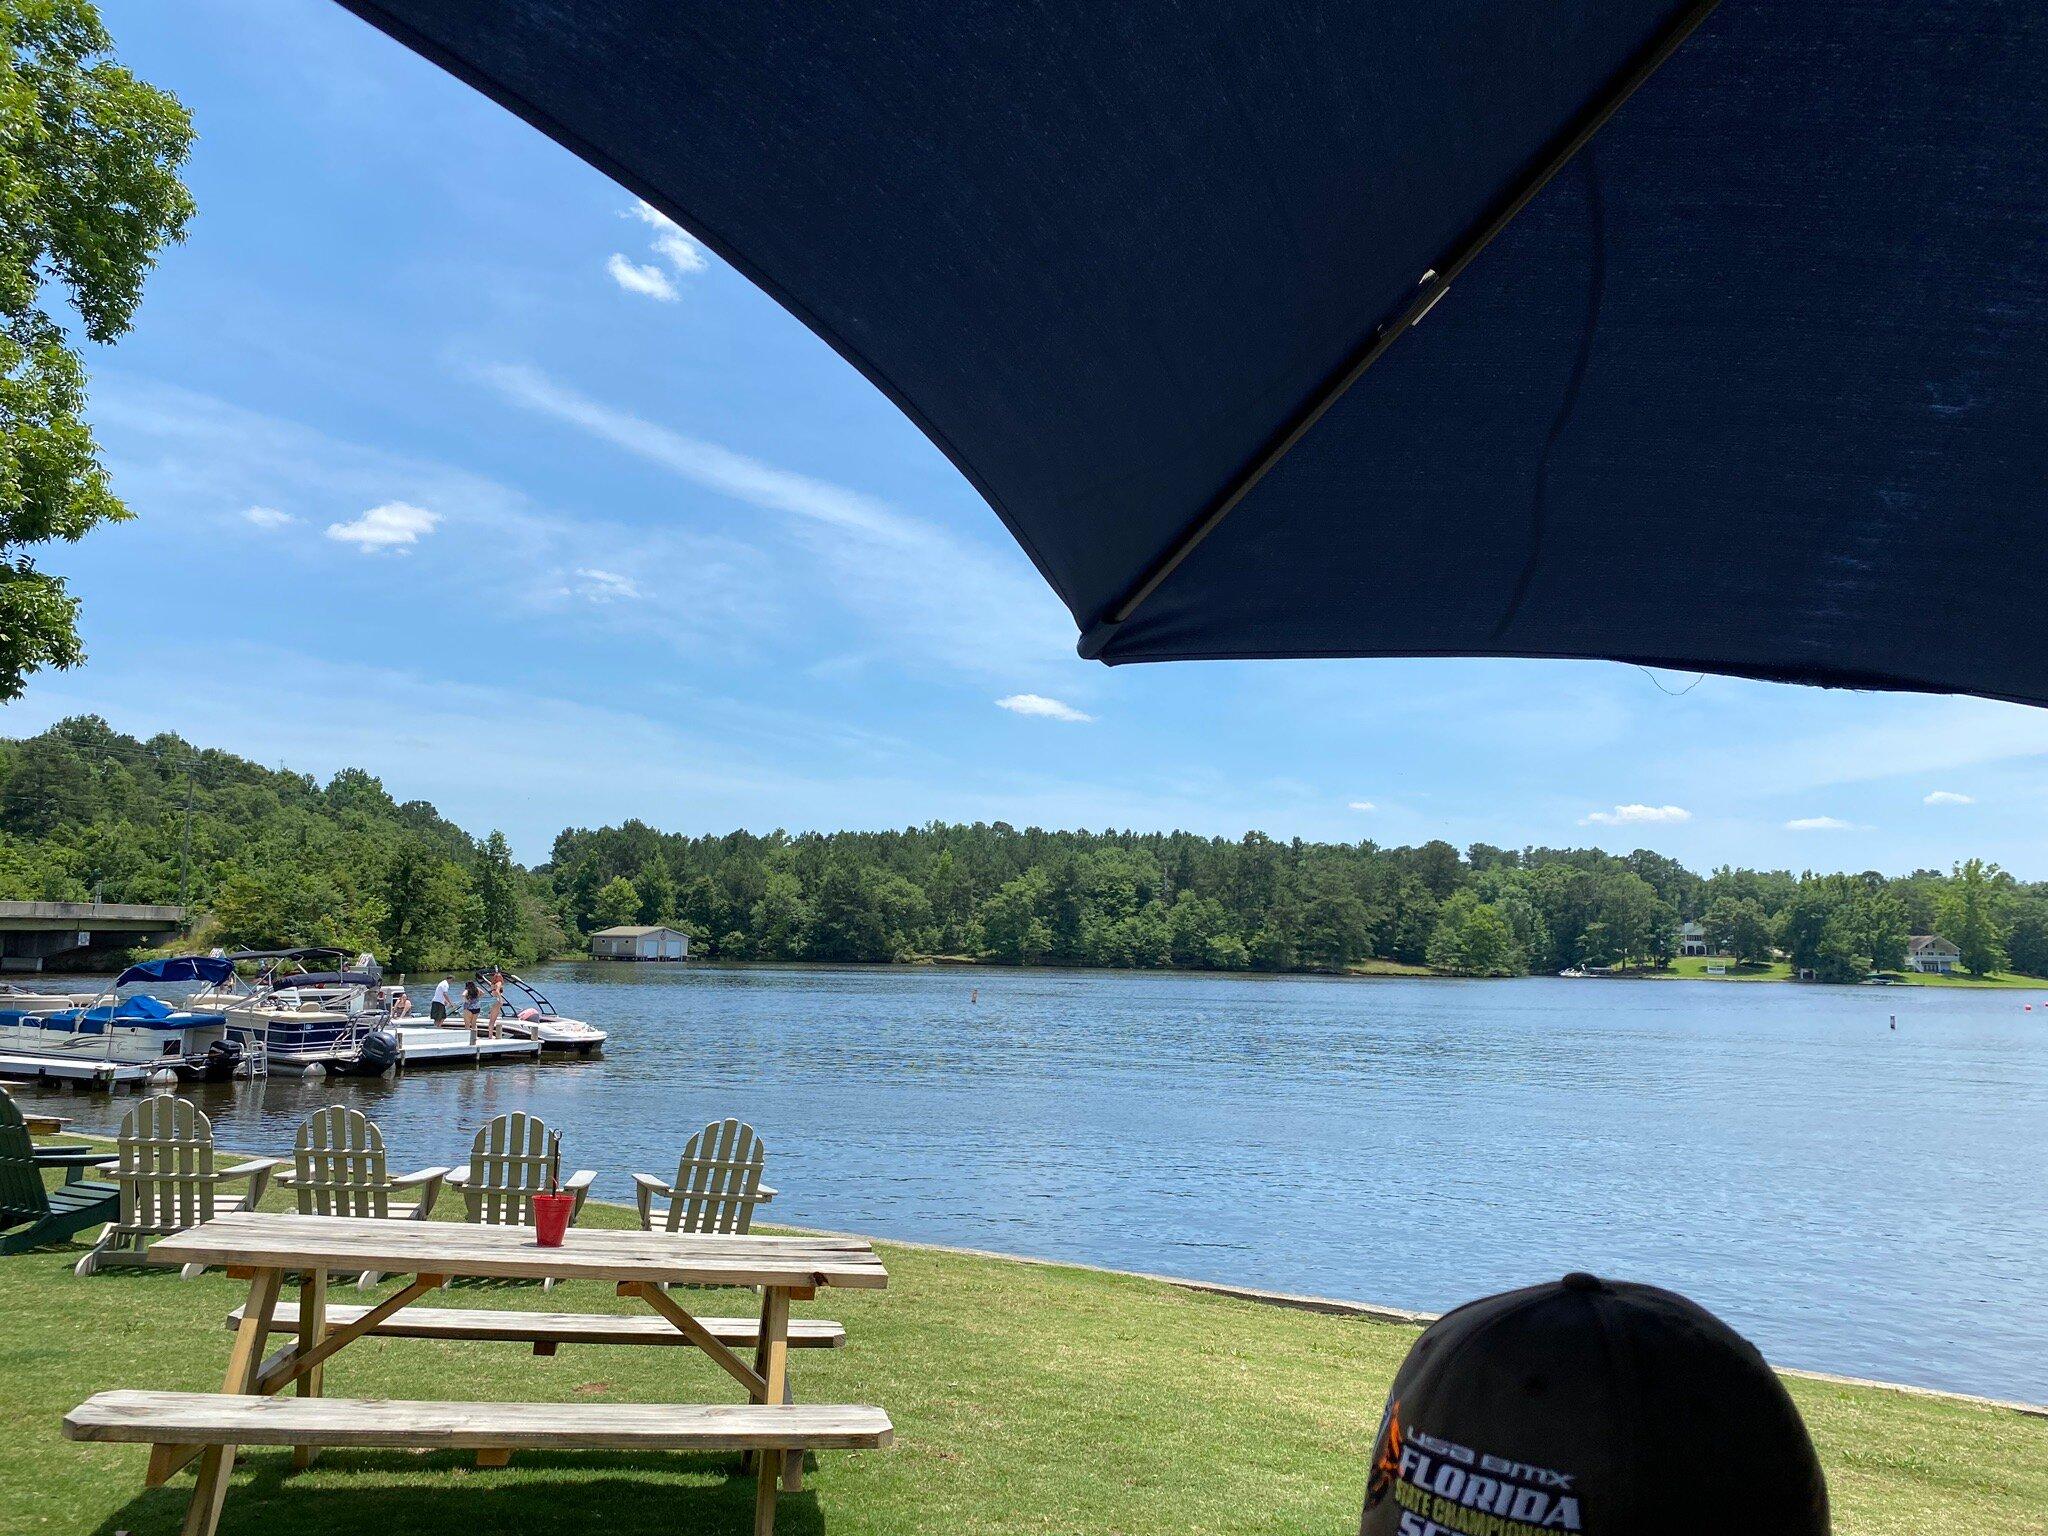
[
  {"x1": 73, "y1": 1094, "x2": 281, "y2": 1277},
  {"x1": 633, "y1": 1117, "x2": 777, "y2": 1234},
  {"x1": 0, "y1": 1093, "x2": 118, "y2": 1256},
  {"x1": 279, "y1": 1105, "x2": 451, "y2": 1288}
]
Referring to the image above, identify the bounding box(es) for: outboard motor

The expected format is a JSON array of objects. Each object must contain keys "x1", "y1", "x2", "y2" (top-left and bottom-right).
[
  {"x1": 351, "y1": 1027, "x2": 401, "y2": 1076},
  {"x1": 180, "y1": 1036, "x2": 245, "y2": 1084}
]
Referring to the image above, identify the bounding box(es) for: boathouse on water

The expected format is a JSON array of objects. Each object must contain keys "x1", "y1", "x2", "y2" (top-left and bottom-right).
[{"x1": 589, "y1": 924, "x2": 691, "y2": 961}]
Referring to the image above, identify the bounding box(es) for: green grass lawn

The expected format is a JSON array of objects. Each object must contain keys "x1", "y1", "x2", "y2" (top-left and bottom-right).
[
  {"x1": 1876, "y1": 968, "x2": 2048, "y2": 989},
  {"x1": 1650, "y1": 956, "x2": 2048, "y2": 990},
  {"x1": 1342, "y1": 958, "x2": 1439, "y2": 978},
  {"x1": 1659, "y1": 956, "x2": 1795, "y2": 981},
  {"x1": 3, "y1": 1156, "x2": 2044, "y2": 1535}
]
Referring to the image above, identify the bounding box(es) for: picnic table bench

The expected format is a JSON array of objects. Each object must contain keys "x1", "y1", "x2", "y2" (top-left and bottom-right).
[
  {"x1": 234, "y1": 1300, "x2": 848, "y2": 1354},
  {"x1": 64, "y1": 1213, "x2": 890, "y2": 1536}
]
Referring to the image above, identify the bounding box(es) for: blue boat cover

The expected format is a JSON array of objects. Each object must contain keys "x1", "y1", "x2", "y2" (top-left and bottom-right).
[
  {"x1": 37, "y1": 996, "x2": 228, "y2": 1031},
  {"x1": 333, "y1": 2, "x2": 2048, "y2": 705},
  {"x1": 117, "y1": 956, "x2": 235, "y2": 987}
]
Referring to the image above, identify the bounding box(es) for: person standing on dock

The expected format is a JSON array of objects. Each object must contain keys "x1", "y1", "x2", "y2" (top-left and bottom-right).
[
  {"x1": 485, "y1": 967, "x2": 506, "y2": 1039},
  {"x1": 460, "y1": 980, "x2": 482, "y2": 1044},
  {"x1": 429, "y1": 977, "x2": 451, "y2": 1025}
]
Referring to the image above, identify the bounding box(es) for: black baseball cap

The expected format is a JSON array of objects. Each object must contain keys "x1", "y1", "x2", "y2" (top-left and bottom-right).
[{"x1": 1361, "y1": 1273, "x2": 1829, "y2": 1536}]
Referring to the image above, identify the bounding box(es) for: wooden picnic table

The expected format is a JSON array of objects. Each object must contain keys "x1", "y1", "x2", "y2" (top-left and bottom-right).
[{"x1": 75, "y1": 1212, "x2": 889, "y2": 1536}]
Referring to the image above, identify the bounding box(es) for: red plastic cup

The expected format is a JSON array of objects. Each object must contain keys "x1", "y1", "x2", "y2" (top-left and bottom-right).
[{"x1": 532, "y1": 1191, "x2": 576, "y2": 1247}]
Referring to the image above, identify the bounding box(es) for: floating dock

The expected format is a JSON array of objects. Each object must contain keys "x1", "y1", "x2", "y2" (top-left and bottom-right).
[
  {"x1": 392, "y1": 1026, "x2": 540, "y2": 1068},
  {"x1": 5, "y1": 1029, "x2": 541, "y2": 1087},
  {"x1": 0, "y1": 1052, "x2": 156, "y2": 1090}
]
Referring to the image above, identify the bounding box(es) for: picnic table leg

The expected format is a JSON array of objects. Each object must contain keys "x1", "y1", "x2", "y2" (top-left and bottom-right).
[
  {"x1": 752, "y1": 1286, "x2": 790, "y2": 1536},
  {"x1": 741, "y1": 1294, "x2": 804, "y2": 1491},
  {"x1": 292, "y1": 1267, "x2": 327, "y2": 1470},
  {"x1": 182, "y1": 1264, "x2": 283, "y2": 1536}
]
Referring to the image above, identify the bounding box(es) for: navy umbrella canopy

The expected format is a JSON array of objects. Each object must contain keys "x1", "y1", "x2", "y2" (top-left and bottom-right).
[{"x1": 336, "y1": 1, "x2": 2048, "y2": 702}]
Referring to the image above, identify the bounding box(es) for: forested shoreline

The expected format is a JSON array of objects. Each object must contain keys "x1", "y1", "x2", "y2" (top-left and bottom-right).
[{"x1": 3, "y1": 717, "x2": 2044, "y2": 982}]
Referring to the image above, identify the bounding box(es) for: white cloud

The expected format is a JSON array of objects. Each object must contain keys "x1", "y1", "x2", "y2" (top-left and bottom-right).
[
  {"x1": 1580, "y1": 803, "x2": 1691, "y2": 827},
  {"x1": 87, "y1": 374, "x2": 820, "y2": 661},
  {"x1": 241, "y1": 504, "x2": 293, "y2": 528},
  {"x1": 629, "y1": 201, "x2": 709, "y2": 275},
  {"x1": 1924, "y1": 790, "x2": 1974, "y2": 806},
  {"x1": 1348, "y1": 800, "x2": 1376, "y2": 812},
  {"x1": 571, "y1": 567, "x2": 641, "y2": 604},
  {"x1": 606, "y1": 253, "x2": 680, "y2": 301},
  {"x1": 477, "y1": 362, "x2": 913, "y2": 540},
  {"x1": 997, "y1": 693, "x2": 1094, "y2": 723},
  {"x1": 1786, "y1": 816, "x2": 1853, "y2": 831},
  {"x1": 473, "y1": 362, "x2": 1074, "y2": 679},
  {"x1": 324, "y1": 500, "x2": 440, "y2": 554}
]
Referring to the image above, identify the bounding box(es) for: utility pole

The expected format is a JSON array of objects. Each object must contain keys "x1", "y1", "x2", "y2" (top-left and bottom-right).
[{"x1": 177, "y1": 754, "x2": 195, "y2": 915}]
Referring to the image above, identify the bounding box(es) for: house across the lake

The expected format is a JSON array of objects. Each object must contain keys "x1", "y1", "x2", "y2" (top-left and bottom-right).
[
  {"x1": 589, "y1": 924, "x2": 691, "y2": 961},
  {"x1": 1904, "y1": 934, "x2": 1960, "y2": 975},
  {"x1": 1677, "y1": 920, "x2": 1710, "y2": 957}
]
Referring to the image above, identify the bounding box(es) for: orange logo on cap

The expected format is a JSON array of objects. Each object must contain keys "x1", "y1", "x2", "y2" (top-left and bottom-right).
[{"x1": 1365, "y1": 1400, "x2": 1403, "y2": 1509}]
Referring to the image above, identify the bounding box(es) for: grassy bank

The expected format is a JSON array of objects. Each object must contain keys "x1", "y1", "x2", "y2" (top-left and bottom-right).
[
  {"x1": 1634, "y1": 956, "x2": 2048, "y2": 989},
  {"x1": 1878, "y1": 968, "x2": 2048, "y2": 989},
  {"x1": 3, "y1": 1155, "x2": 2044, "y2": 1534},
  {"x1": 1658, "y1": 956, "x2": 1795, "y2": 981}
]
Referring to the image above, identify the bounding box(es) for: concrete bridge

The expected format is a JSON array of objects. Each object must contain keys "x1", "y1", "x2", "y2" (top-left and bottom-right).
[{"x1": 0, "y1": 901, "x2": 186, "y2": 971}]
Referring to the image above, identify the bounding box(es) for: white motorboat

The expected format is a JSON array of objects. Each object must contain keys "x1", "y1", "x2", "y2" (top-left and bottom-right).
[
  {"x1": 0, "y1": 957, "x2": 248, "y2": 1086},
  {"x1": 191, "y1": 948, "x2": 382, "y2": 1069},
  {"x1": 481, "y1": 970, "x2": 606, "y2": 1054},
  {"x1": 0, "y1": 983, "x2": 105, "y2": 1016}
]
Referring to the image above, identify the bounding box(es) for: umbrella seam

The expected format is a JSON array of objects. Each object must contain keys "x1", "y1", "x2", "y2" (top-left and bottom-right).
[
  {"x1": 326, "y1": 1, "x2": 1082, "y2": 627},
  {"x1": 1490, "y1": 146, "x2": 1608, "y2": 644}
]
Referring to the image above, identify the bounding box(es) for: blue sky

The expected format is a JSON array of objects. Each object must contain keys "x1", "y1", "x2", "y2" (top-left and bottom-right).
[{"x1": 6, "y1": 0, "x2": 2048, "y2": 874}]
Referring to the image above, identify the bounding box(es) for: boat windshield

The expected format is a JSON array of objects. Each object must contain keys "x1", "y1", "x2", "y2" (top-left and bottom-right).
[{"x1": 481, "y1": 970, "x2": 554, "y2": 1018}]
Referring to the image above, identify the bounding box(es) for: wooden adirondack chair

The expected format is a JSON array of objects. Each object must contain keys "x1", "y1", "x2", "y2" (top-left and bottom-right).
[
  {"x1": 633, "y1": 1118, "x2": 777, "y2": 1234},
  {"x1": 0, "y1": 1093, "x2": 119, "y2": 1256},
  {"x1": 73, "y1": 1094, "x2": 281, "y2": 1278},
  {"x1": 448, "y1": 1111, "x2": 596, "y2": 1225},
  {"x1": 279, "y1": 1106, "x2": 451, "y2": 1288}
]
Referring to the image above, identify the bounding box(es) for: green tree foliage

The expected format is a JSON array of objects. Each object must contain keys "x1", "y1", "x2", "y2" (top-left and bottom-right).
[
  {"x1": 2, "y1": 0, "x2": 193, "y2": 697},
  {"x1": 378, "y1": 840, "x2": 471, "y2": 975},
  {"x1": 1425, "y1": 891, "x2": 1523, "y2": 976},
  {"x1": 977, "y1": 871, "x2": 1048, "y2": 965},
  {"x1": 634, "y1": 855, "x2": 675, "y2": 925},
  {"x1": 7, "y1": 718, "x2": 2044, "y2": 985},
  {"x1": 2004, "y1": 894, "x2": 2048, "y2": 978},
  {"x1": 1296, "y1": 866, "x2": 1371, "y2": 970},
  {"x1": 472, "y1": 831, "x2": 522, "y2": 960},
  {"x1": 0, "y1": 718, "x2": 550, "y2": 970},
  {"x1": 748, "y1": 868, "x2": 810, "y2": 958},
  {"x1": 592, "y1": 876, "x2": 642, "y2": 930},
  {"x1": 807, "y1": 858, "x2": 931, "y2": 963},
  {"x1": 1778, "y1": 874, "x2": 1912, "y2": 981},
  {"x1": 1936, "y1": 858, "x2": 2009, "y2": 976},
  {"x1": 1703, "y1": 895, "x2": 1773, "y2": 964}
]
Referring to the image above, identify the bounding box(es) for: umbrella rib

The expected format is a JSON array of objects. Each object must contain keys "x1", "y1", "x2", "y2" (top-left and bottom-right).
[{"x1": 1076, "y1": 0, "x2": 1723, "y2": 662}]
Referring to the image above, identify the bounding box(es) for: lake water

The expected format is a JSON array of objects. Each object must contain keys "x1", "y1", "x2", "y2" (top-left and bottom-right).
[{"x1": 22, "y1": 964, "x2": 2048, "y2": 1403}]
